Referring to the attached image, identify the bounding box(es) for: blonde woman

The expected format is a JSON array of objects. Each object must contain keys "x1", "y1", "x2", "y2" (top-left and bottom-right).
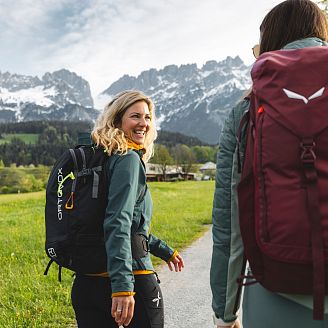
[{"x1": 71, "y1": 90, "x2": 184, "y2": 328}]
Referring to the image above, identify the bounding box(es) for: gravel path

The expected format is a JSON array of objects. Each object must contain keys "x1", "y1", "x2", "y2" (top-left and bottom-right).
[{"x1": 157, "y1": 226, "x2": 214, "y2": 328}]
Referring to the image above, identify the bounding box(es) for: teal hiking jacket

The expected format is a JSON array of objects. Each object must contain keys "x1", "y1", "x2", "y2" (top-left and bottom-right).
[
  {"x1": 104, "y1": 149, "x2": 174, "y2": 294},
  {"x1": 210, "y1": 37, "x2": 328, "y2": 325}
]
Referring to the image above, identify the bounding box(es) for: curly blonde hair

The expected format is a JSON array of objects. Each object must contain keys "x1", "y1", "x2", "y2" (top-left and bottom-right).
[{"x1": 91, "y1": 90, "x2": 157, "y2": 162}]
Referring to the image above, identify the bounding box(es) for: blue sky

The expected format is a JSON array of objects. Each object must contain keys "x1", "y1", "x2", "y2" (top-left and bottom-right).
[{"x1": 1, "y1": 0, "x2": 285, "y2": 97}]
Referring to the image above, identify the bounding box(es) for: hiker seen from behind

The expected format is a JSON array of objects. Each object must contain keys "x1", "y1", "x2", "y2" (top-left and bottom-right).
[{"x1": 210, "y1": 0, "x2": 328, "y2": 327}]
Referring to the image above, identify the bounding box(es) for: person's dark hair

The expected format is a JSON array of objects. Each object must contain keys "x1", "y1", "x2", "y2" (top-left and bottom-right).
[{"x1": 260, "y1": 0, "x2": 328, "y2": 54}]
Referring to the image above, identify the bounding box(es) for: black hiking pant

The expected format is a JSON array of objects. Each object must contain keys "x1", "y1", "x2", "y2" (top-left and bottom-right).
[{"x1": 71, "y1": 273, "x2": 164, "y2": 328}]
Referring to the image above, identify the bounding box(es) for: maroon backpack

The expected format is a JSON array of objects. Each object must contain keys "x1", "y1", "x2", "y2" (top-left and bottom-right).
[{"x1": 238, "y1": 46, "x2": 328, "y2": 320}]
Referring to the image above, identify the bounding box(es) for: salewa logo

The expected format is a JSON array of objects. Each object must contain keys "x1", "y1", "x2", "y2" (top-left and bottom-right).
[{"x1": 283, "y1": 87, "x2": 325, "y2": 104}]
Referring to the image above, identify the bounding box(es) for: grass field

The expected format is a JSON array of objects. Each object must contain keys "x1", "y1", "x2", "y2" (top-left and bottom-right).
[
  {"x1": 0, "y1": 181, "x2": 214, "y2": 327},
  {"x1": 0, "y1": 133, "x2": 39, "y2": 145}
]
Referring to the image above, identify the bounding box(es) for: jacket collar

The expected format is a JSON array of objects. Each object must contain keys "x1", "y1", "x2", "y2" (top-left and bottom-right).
[{"x1": 283, "y1": 37, "x2": 328, "y2": 50}]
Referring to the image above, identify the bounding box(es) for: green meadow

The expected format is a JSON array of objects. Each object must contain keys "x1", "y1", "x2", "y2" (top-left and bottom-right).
[
  {"x1": 0, "y1": 133, "x2": 39, "y2": 145},
  {"x1": 0, "y1": 181, "x2": 214, "y2": 327}
]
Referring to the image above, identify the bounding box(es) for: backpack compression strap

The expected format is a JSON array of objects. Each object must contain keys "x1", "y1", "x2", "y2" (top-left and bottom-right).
[
  {"x1": 76, "y1": 166, "x2": 103, "y2": 198},
  {"x1": 66, "y1": 149, "x2": 79, "y2": 209},
  {"x1": 301, "y1": 137, "x2": 325, "y2": 320},
  {"x1": 79, "y1": 145, "x2": 103, "y2": 198}
]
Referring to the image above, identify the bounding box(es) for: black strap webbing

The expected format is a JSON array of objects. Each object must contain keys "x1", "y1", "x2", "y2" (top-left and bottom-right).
[
  {"x1": 69, "y1": 149, "x2": 78, "y2": 193},
  {"x1": 58, "y1": 265, "x2": 62, "y2": 283},
  {"x1": 44, "y1": 259, "x2": 63, "y2": 283},
  {"x1": 44, "y1": 259, "x2": 54, "y2": 276},
  {"x1": 79, "y1": 148, "x2": 86, "y2": 170}
]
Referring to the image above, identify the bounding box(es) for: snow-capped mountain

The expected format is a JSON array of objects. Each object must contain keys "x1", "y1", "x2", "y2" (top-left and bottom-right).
[
  {"x1": 99, "y1": 56, "x2": 251, "y2": 144},
  {"x1": 0, "y1": 69, "x2": 98, "y2": 122},
  {"x1": 0, "y1": 57, "x2": 251, "y2": 144}
]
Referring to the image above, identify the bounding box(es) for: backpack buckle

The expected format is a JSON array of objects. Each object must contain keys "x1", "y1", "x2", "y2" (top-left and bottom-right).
[
  {"x1": 300, "y1": 139, "x2": 316, "y2": 166},
  {"x1": 80, "y1": 168, "x2": 92, "y2": 176}
]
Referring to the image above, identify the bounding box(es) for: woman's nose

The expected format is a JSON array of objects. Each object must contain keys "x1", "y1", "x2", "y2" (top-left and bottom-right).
[{"x1": 139, "y1": 117, "x2": 148, "y2": 126}]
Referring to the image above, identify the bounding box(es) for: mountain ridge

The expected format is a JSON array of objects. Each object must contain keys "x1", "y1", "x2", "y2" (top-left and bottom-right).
[
  {"x1": 0, "y1": 56, "x2": 251, "y2": 144},
  {"x1": 100, "y1": 56, "x2": 251, "y2": 143}
]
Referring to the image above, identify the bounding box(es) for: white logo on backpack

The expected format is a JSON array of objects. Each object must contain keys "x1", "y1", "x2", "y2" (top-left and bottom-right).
[
  {"x1": 48, "y1": 248, "x2": 57, "y2": 258},
  {"x1": 57, "y1": 168, "x2": 63, "y2": 220},
  {"x1": 283, "y1": 87, "x2": 325, "y2": 104}
]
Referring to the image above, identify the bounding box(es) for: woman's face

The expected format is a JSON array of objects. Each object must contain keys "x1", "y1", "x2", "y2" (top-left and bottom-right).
[{"x1": 120, "y1": 101, "x2": 151, "y2": 145}]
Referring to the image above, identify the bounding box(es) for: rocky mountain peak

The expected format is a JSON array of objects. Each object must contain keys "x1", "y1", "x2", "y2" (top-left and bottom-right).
[
  {"x1": 0, "y1": 69, "x2": 96, "y2": 122},
  {"x1": 42, "y1": 69, "x2": 94, "y2": 107},
  {"x1": 99, "y1": 56, "x2": 251, "y2": 144},
  {"x1": 0, "y1": 56, "x2": 252, "y2": 144},
  {"x1": 0, "y1": 71, "x2": 42, "y2": 92}
]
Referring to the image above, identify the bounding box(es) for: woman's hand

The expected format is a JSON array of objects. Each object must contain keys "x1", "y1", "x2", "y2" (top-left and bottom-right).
[
  {"x1": 111, "y1": 295, "x2": 135, "y2": 327},
  {"x1": 167, "y1": 253, "x2": 185, "y2": 272},
  {"x1": 217, "y1": 319, "x2": 241, "y2": 328}
]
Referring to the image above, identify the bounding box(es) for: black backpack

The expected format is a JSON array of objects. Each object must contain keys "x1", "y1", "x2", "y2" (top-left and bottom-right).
[{"x1": 44, "y1": 145, "x2": 109, "y2": 280}]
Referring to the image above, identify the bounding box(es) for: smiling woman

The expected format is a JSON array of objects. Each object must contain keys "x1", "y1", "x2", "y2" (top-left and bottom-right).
[
  {"x1": 68, "y1": 90, "x2": 185, "y2": 328},
  {"x1": 119, "y1": 101, "x2": 152, "y2": 145},
  {"x1": 92, "y1": 90, "x2": 157, "y2": 162}
]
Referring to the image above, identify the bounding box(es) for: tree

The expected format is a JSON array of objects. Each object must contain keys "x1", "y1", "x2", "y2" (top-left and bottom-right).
[
  {"x1": 39, "y1": 126, "x2": 58, "y2": 144},
  {"x1": 192, "y1": 146, "x2": 217, "y2": 163},
  {"x1": 8, "y1": 138, "x2": 29, "y2": 166},
  {"x1": 151, "y1": 145, "x2": 173, "y2": 180},
  {"x1": 172, "y1": 144, "x2": 196, "y2": 178}
]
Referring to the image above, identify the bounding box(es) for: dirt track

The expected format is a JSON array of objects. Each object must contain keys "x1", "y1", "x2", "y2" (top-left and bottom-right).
[{"x1": 157, "y1": 227, "x2": 215, "y2": 328}]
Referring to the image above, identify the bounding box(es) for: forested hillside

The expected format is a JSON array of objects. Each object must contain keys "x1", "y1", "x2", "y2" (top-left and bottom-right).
[
  {"x1": 0, "y1": 121, "x2": 92, "y2": 166},
  {"x1": 0, "y1": 121, "x2": 217, "y2": 167}
]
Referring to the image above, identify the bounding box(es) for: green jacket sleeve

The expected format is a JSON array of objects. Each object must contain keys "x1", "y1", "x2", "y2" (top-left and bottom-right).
[
  {"x1": 210, "y1": 99, "x2": 249, "y2": 323},
  {"x1": 104, "y1": 151, "x2": 144, "y2": 293},
  {"x1": 148, "y1": 233, "x2": 174, "y2": 262}
]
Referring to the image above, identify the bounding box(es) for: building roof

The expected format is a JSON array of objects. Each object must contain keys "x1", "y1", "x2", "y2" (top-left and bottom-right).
[
  {"x1": 199, "y1": 162, "x2": 216, "y2": 171},
  {"x1": 145, "y1": 163, "x2": 182, "y2": 174}
]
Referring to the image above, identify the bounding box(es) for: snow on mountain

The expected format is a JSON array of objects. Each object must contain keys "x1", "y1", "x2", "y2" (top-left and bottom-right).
[
  {"x1": 0, "y1": 56, "x2": 252, "y2": 144},
  {"x1": 100, "y1": 56, "x2": 251, "y2": 144},
  {"x1": 0, "y1": 86, "x2": 56, "y2": 107},
  {"x1": 0, "y1": 69, "x2": 97, "y2": 123}
]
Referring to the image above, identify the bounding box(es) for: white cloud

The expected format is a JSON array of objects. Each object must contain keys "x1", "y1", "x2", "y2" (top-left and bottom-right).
[{"x1": 0, "y1": 0, "x2": 283, "y2": 97}]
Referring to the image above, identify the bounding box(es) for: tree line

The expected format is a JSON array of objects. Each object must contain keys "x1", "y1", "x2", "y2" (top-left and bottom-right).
[
  {"x1": 150, "y1": 144, "x2": 217, "y2": 179},
  {"x1": 0, "y1": 121, "x2": 93, "y2": 166},
  {"x1": 0, "y1": 121, "x2": 218, "y2": 167}
]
